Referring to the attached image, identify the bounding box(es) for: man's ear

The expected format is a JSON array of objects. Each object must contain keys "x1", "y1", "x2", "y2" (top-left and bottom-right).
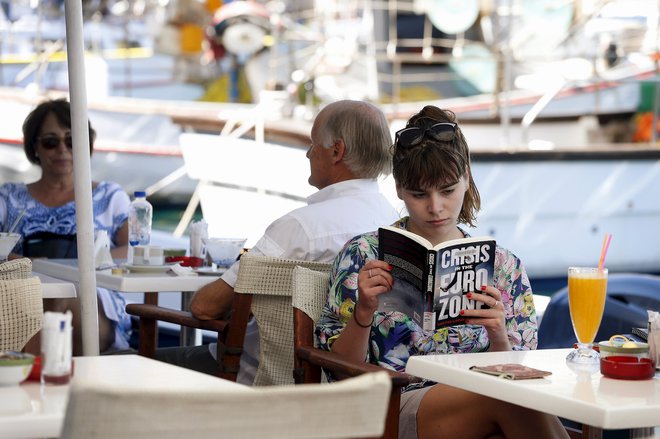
[
  {"x1": 332, "y1": 138, "x2": 346, "y2": 164},
  {"x1": 396, "y1": 184, "x2": 404, "y2": 200}
]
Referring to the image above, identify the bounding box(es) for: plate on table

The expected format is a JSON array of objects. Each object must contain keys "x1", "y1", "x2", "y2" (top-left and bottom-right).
[
  {"x1": 194, "y1": 267, "x2": 223, "y2": 276},
  {"x1": 123, "y1": 264, "x2": 173, "y2": 274}
]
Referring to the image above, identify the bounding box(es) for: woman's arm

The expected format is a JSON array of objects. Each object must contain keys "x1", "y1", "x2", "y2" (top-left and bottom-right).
[
  {"x1": 110, "y1": 221, "x2": 129, "y2": 259},
  {"x1": 453, "y1": 247, "x2": 537, "y2": 351},
  {"x1": 316, "y1": 233, "x2": 394, "y2": 364},
  {"x1": 329, "y1": 259, "x2": 393, "y2": 363}
]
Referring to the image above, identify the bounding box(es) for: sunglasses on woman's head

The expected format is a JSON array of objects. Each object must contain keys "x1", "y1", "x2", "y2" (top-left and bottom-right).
[
  {"x1": 395, "y1": 122, "x2": 457, "y2": 148},
  {"x1": 38, "y1": 134, "x2": 73, "y2": 150}
]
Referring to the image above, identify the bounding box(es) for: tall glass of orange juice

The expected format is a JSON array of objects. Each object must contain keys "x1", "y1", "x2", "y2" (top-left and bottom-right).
[{"x1": 566, "y1": 267, "x2": 608, "y2": 364}]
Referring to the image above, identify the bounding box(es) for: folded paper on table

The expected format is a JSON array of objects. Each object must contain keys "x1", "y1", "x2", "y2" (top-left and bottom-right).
[
  {"x1": 469, "y1": 363, "x2": 552, "y2": 380},
  {"x1": 170, "y1": 263, "x2": 198, "y2": 277},
  {"x1": 94, "y1": 230, "x2": 114, "y2": 270}
]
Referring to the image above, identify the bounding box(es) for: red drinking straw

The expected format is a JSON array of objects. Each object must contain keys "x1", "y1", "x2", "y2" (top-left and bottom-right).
[{"x1": 598, "y1": 233, "x2": 612, "y2": 274}]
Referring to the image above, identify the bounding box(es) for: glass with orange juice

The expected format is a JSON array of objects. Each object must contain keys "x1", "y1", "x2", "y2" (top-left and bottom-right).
[{"x1": 566, "y1": 267, "x2": 608, "y2": 364}]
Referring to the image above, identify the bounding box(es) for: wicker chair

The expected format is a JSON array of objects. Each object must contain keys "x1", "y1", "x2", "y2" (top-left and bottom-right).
[
  {"x1": 127, "y1": 253, "x2": 332, "y2": 385},
  {"x1": 292, "y1": 266, "x2": 411, "y2": 439},
  {"x1": 62, "y1": 370, "x2": 392, "y2": 439},
  {"x1": 0, "y1": 258, "x2": 43, "y2": 351}
]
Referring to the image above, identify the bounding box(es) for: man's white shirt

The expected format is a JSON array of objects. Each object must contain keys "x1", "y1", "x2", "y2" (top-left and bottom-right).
[{"x1": 211, "y1": 178, "x2": 400, "y2": 384}]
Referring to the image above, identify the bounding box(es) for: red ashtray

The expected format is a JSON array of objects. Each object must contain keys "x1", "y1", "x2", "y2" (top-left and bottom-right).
[
  {"x1": 164, "y1": 256, "x2": 203, "y2": 267},
  {"x1": 27, "y1": 356, "x2": 75, "y2": 382},
  {"x1": 27, "y1": 355, "x2": 41, "y2": 381},
  {"x1": 600, "y1": 355, "x2": 656, "y2": 380}
]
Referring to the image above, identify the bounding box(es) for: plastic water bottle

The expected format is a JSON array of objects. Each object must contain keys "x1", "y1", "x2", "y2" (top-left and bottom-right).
[{"x1": 128, "y1": 191, "x2": 153, "y2": 262}]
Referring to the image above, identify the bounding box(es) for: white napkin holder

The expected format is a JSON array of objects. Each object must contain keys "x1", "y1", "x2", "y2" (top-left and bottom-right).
[
  {"x1": 41, "y1": 311, "x2": 72, "y2": 383},
  {"x1": 132, "y1": 245, "x2": 164, "y2": 265}
]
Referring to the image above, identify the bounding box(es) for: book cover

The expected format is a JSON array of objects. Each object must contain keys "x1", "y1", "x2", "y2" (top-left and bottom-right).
[
  {"x1": 632, "y1": 327, "x2": 648, "y2": 342},
  {"x1": 377, "y1": 226, "x2": 495, "y2": 331}
]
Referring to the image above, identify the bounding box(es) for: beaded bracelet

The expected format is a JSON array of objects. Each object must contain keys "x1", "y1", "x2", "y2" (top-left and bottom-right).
[{"x1": 353, "y1": 302, "x2": 373, "y2": 328}]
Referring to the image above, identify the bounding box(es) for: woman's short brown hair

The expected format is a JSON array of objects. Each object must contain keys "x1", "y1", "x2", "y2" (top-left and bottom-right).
[
  {"x1": 392, "y1": 106, "x2": 481, "y2": 227},
  {"x1": 22, "y1": 98, "x2": 96, "y2": 165}
]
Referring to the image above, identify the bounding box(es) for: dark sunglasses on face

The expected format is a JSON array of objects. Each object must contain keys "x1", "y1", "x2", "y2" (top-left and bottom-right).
[
  {"x1": 38, "y1": 134, "x2": 73, "y2": 150},
  {"x1": 395, "y1": 122, "x2": 457, "y2": 148}
]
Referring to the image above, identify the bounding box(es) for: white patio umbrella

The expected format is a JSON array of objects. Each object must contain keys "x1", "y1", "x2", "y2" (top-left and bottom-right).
[{"x1": 64, "y1": 0, "x2": 100, "y2": 356}]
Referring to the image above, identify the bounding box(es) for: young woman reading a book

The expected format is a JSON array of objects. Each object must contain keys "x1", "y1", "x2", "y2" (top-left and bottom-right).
[{"x1": 315, "y1": 106, "x2": 568, "y2": 439}]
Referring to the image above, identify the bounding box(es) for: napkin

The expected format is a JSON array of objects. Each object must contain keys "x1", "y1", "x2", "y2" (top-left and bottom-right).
[
  {"x1": 469, "y1": 364, "x2": 552, "y2": 380},
  {"x1": 189, "y1": 219, "x2": 208, "y2": 260},
  {"x1": 170, "y1": 263, "x2": 198, "y2": 277},
  {"x1": 94, "y1": 230, "x2": 114, "y2": 270}
]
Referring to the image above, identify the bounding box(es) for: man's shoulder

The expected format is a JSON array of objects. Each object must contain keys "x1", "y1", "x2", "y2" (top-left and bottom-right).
[{"x1": 293, "y1": 192, "x2": 395, "y2": 221}]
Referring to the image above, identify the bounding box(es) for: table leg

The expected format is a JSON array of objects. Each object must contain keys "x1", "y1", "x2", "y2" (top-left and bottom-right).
[
  {"x1": 582, "y1": 425, "x2": 602, "y2": 439},
  {"x1": 180, "y1": 291, "x2": 199, "y2": 347},
  {"x1": 138, "y1": 292, "x2": 159, "y2": 357},
  {"x1": 629, "y1": 427, "x2": 657, "y2": 439},
  {"x1": 582, "y1": 426, "x2": 657, "y2": 439}
]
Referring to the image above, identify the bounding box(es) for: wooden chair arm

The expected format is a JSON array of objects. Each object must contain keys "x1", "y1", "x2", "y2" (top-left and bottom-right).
[
  {"x1": 295, "y1": 346, "x2": 411, "y2": 388},
  {"x1": 126, "y1": 304, "x2": 230, "y2": 333}
]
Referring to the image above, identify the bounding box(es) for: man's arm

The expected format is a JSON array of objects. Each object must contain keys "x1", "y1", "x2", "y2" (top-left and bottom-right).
[
  {"x1": 189, "y1": 278, "x2": 235, "y2": 320},
  {"x1": 188, "y1": 212, "x2": 301, "y2": 321}
]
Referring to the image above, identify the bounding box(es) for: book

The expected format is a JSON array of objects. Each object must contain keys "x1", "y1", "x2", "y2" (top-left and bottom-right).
[
  {"x1": 377, "y1": 226, "x2": 496, "y2": 331},
  {"x1": 632, "y1": 327, "x2": 648, "y2": 342}
]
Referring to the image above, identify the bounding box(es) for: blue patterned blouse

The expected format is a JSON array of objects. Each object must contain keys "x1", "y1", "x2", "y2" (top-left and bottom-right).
[
  {"x1": 315, "y1": 217, "x2": 538, "y2": 391},
  {"x1": 0, "y1": 181, "x2": 129, "y2": 253},
  {"x1": 0, "y1": 181, "x2": 132, "y2": 351}
]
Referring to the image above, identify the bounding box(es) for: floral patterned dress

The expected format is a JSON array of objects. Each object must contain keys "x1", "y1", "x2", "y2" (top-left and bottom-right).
[{"x1": 315, "y1": 217, "x2": 538, "y2": 391}]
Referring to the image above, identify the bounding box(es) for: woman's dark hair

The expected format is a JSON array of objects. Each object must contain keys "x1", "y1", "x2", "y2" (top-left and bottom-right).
[
  {"x1": 392, "y1": 106, "x2": 481, "y2": 227},
  {"x1": 22, "y1": 98, "x2": 96, "y2": 165}
]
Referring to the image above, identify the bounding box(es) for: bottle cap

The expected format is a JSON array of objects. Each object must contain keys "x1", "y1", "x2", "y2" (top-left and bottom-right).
[{"x1": 134, "y1": 191, "x2": 146, "y2": 198}]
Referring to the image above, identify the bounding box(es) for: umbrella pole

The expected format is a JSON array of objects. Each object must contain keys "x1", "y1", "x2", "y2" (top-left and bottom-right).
[{"x1": 64, "y1": 0, "x2": 100, "y2": 356}]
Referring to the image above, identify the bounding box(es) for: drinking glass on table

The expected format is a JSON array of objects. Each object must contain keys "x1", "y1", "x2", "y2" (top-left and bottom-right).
[{"x1": 566, "y1": 267, "x2": 608, "y2": 364}]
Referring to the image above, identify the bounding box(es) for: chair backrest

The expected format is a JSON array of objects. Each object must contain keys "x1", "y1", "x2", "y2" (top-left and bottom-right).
[
  {"x1": 292, "y1": 266, "x2": 331, "y2": 325},
  {"x1": 61, "y1": 370, "x2": 392, "y2": 439},
  {"x1": 538, "y1": 272, "x2": 660, "y2": 348},
  {"x1": 0, "y1": 258, "x2": 43, "y2": 351},
  {"x1": 228, "y1": 253, "x2": 332, "y2": 386},
  {"x1": 292, "y1": 266, "x2": 331, "y2": 384},
  {"x1": 291, "y1": 263, "x2": 407, "y2": 439}
]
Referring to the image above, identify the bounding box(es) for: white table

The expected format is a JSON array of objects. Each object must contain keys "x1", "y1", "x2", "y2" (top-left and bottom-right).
[
  {"x1": 406, "y1": 348, "x2": 660, "y2": 438},
  {"x1": 32, "y1": 259, "x2": 225, "y2": 346},
  {"x1": 32, "y1": 259, "x2": 221, "y2": 293},
  {"x1": 0, "y1": 354, "x2": 247, "y2": 439},
  {"x1": 35, "y1": 272, "x2": 77, "y2": 299}
]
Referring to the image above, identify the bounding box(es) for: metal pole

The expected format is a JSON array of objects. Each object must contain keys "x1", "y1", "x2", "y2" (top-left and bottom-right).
[
  {"x1": 64, "y1": 0, "x2": 100, "y2": 356},
  {"x1": 501, "y1": 0, "x2": 513, "y2": 150},
  {"x1": 652, "y1": 0, "x2": 659, "y2": 145}
]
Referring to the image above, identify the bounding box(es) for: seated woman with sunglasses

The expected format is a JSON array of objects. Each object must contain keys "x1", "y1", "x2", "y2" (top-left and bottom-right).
[
  {"x1": 316, "y1": 106, "x2": 568, "y2": 439},
  {"x1": 0, "y1": 98, "x2": 132, "y2": 354}
]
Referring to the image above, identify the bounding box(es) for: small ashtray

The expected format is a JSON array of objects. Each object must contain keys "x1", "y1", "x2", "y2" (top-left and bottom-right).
[
  {"x1": 598, "y1": 340, "x2": 649, "y2": 359},
  {"x1": 600, "y1": 355, "x2": 656, "y2": 380}
]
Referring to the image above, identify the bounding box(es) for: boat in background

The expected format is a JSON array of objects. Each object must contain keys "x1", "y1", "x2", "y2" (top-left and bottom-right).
[{"x1": 1, "y1": 0, "x2": 659, "y2": 288}]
